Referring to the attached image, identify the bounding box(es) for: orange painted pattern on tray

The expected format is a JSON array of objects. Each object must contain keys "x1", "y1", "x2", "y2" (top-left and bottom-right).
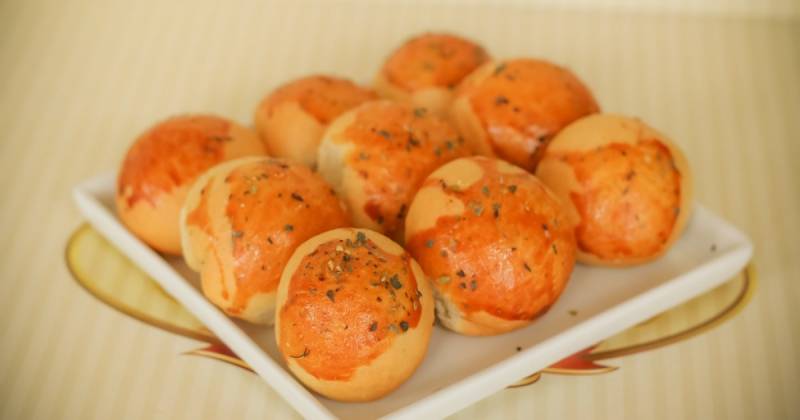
[
  {"x1": 382, "y1": 33, "x2": 489, "y2": 91},
  {"x1": 279, "y1": 233, "x2": 422, "y2": 381},
  {"x1": 561, "y1": 140, "x2": 681, "y2": 259},
  {"x1": 461, "y1": 59, "x2": 599, "y2": 170},
  {"x1": 117, "y1": 115, "x2": 232, "y2": 207},
  {"x1": 342, "y1": 102, "x2": 470, "y2": 237},
  {"x1": 261, "y1": 75, "x2": 377, "y2": 124},
  {"x1": 222, "y1": 160, "x2": 350, "y2": 314},
  {"x1": 406, "y1": 158, "x2": 575, "y2": 320}
]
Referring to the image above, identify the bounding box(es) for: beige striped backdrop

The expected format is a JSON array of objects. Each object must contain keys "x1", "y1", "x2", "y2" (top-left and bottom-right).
[{"x1": 0, "y1": 1, "x2": 798, "y2": 419}]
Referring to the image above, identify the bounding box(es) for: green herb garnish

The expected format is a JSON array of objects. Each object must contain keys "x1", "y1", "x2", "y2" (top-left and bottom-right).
[
  {"x1": 289, "y1": 347, "x2": 310, "y2": 358},
  {"x1": 390, "y1": 275, "x2": 402, "y2": 289},
  {"x1": 469, "y1": 201, "x2": 484, "y2": 216}
]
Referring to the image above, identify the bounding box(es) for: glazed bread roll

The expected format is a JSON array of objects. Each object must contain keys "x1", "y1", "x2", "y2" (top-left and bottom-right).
[
  {"x1": 405, "y1": 156, "x2": 576, "y2": 336},
  {"x1": 116, "y1": 114, "x2": 266, "y2": 255},
  {"x1": 275, "y1": 228, "x2": 434, "y2": 401},
  {"x1": 375, "y1": 33, "x2": 490, "y2": 114},
  {"x1": 450, "y1": 58, "x2": 599, "y2": 172},
  {"x1": 180, "y1": 157, "x2": 350, "y2": 325},
  {"x1": 254, "y1": 75, "x2": 377, "y2": 167},
  {"x1": 536, "y1": 114, "x2": 693, "y2": 266},
  {"x1": 317, "y1": 100, "x2": 470, "y2": 241}
]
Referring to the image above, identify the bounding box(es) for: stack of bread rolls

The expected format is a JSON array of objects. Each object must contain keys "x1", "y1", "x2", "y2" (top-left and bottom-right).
[{"x1": 114, "y1": 32, "x2": 692, "y2": 402}]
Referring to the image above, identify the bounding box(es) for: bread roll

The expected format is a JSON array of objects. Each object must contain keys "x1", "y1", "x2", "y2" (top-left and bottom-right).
[
  {"x1": 450, "y1": 58, "x2": 599, "y2": 172},
  {"x1": 275, "y1": 228, "x2": 434, "y2": 401},
  {"x1": 317, "y1": 100, "x2": 471, "y2": 241},
  {"x1": 405, "y1": 156, "x2": 576, "y2": 336},
  {"x1": 375, "y1": 33, "x2": 490, "y2": 114},
  {"x1": 536, "y1": 114, "x2": 693, "y2": 266},
  {"x1": 180, "y1": 157, "x2": 350, "y2": 325},
  {"x1": 254, "y1": 75, "x2": 377, "y2": 167},
  {"x1": 116, "y1": 114, "x2": 266, "y2": 255}
]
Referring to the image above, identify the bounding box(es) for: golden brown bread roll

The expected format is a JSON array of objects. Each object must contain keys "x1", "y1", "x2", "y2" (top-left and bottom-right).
[
  {"x1": 254, "y1": 75, "x2": 377, "y2": 166},
  {"x1": 275, "y1": 228, "x2": 434, "y2": 401},
  {"x1": 317, "y1": 100, "x2": 471, "y2": 241},
  {"x1": 375, "y1": 33, "x2": 490, "y2": 114},
  {"x1": 404, "y1": 156, "x2": 576, "y2": 335},
  {"x1": 180, "y1": 157, "x2": 350, "y2": 325},
  {"x1": 450, "y1": 58, "x2": 599, "y2": 172},
  {"x1": 116, "y1": 114, "x2": 266, "y2": 255},
  {"x1": 536, "y1": 114, "x2": 693, "y2": 266}
]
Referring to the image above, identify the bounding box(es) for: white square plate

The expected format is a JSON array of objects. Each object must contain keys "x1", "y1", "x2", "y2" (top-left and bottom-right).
[{"x1": 73, "y1": 173, "x2": 752, "y2": 419}]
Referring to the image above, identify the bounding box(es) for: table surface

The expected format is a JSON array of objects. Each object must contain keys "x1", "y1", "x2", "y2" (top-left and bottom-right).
[{"x1": 1, "y1": 1, "x2": 798, "y2": 419}]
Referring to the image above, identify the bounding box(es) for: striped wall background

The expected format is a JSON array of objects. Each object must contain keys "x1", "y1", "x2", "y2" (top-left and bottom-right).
[{"x1": 0, "y1": 1, "x2": 797, "y2": 419}]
